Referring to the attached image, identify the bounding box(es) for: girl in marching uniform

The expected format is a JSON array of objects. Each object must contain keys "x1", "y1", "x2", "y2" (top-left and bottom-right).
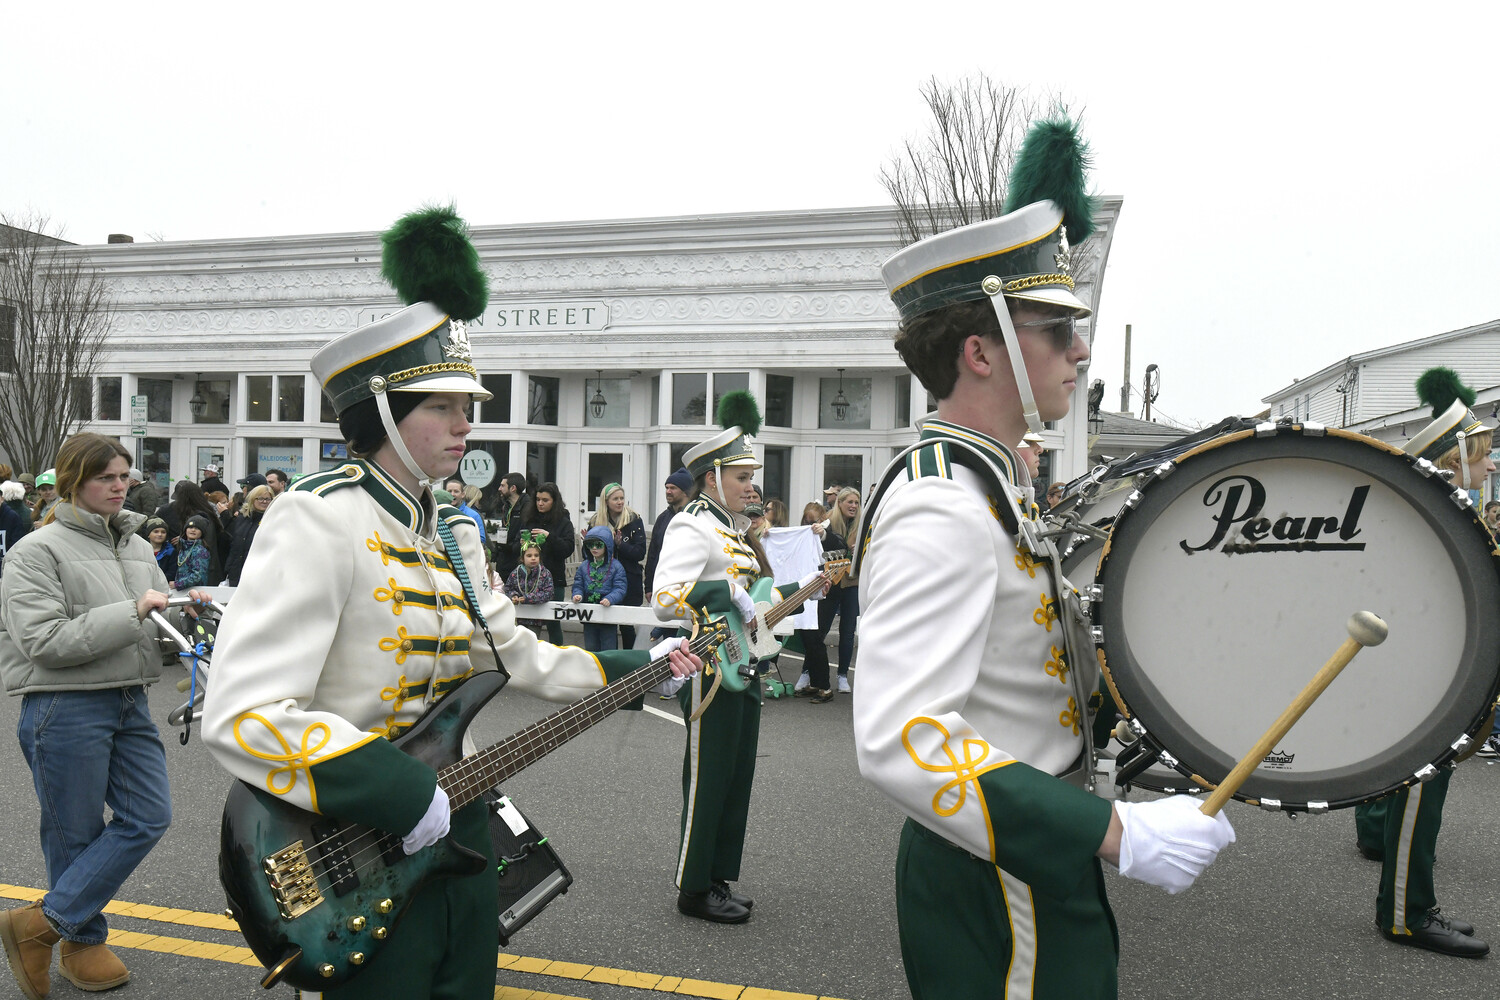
[{"x1": 651, "y1": 391, "x2": 822, "y2": 923}]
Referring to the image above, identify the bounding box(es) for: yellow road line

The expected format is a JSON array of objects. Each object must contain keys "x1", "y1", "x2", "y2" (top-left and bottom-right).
[{"x1": 0, "y1": 885, "x2": 849, "y2": 1000}]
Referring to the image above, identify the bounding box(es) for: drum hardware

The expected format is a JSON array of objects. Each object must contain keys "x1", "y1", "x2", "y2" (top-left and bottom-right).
[
  {"x1": 1198, "y1": 611, "x2": 1388, "y2": 817},
  {"x1": 1414, "y1": 764, "x2": 1440, "y2": 782},
  {"x1": 1449, "y1": 487, "x2": 1475, "y2": 509}
]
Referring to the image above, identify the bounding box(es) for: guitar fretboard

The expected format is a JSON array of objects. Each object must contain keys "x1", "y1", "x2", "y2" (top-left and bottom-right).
[{"x1": 436, "y1": 627, "x2": 730, "y2": 809}]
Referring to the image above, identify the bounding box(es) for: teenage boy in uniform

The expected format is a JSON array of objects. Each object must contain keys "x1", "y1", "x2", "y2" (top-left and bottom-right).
[{"x1": 852, "y1": 119, "x2": 1235, "y2": 1000}]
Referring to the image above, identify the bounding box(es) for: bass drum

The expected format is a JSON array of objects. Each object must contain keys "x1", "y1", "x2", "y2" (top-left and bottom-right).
[{"x1": 1093, "y1": 422, "x2": 1500, "y2": 812}]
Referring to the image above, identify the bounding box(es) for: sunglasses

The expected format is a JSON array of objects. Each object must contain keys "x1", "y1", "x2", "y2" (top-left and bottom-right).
[{"x1": 1015, "y1": 314, "x2": 1078, "y2": 351}]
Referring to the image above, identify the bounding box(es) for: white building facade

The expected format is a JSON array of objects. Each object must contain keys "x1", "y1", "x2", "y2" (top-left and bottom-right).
[
  {"x1": 67, "y1": 203, "x2": 1120, "y2": 520},
  {"x1": 1261, "y1": 319, "x2": 1500, "y2": 501}
]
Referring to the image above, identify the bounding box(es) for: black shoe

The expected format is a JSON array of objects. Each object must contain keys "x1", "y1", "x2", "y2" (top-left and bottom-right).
[
  {"x1": 713, "y1": 880, "x2": 752, "y2": 910},
  {"x1": 677, "y1": 884, "x2": 750, "y2": 924},
  {"x1": 1356, "y1": 841, "x2": 1384, "y2": 862},
  {"x1": 1426, "y1": 908, "x2": 1476, "y2": 938},
  {"x1": 1378, "y1": 913, "x2": 1489, "y2": 958}
]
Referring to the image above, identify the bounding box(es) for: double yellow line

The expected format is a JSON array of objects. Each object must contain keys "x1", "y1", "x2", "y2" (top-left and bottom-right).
[{"x1": 0, "y1": 885, "x2": 847, "y2": 1000}]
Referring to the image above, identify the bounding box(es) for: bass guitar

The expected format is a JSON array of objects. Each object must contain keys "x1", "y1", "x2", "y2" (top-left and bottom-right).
[
  {"x1": 712, "y1": 557, "x2": 850, "y2": 693},
  {"x1": 219, "y1": 619, "x2": 731, "y2": 991}
]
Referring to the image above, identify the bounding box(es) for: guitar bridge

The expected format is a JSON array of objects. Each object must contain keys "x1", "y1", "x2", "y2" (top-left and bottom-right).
[{"x1": 262, "y1": 841, "x2": 324, "y2": 919}]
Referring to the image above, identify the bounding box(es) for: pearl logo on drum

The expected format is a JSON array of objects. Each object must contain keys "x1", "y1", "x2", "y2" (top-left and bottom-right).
[{"x1": 1179, "y1": 475, "x2": 1370, "y2": 554}]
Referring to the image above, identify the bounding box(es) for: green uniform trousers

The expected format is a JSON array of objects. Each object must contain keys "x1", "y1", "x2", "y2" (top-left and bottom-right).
[
  {"x1": 675, "y1": 672, "x2": 760, "y2": 893},
  {"x1": 896, "y1": 819, "x2": 1118, "y2": 1000},
  {"x1": 1354, "y1": 768, "x2": 1451, "y2": 932},
  {"x1": 310, "y1": 800, "x2": 498, "y2": 1000}
]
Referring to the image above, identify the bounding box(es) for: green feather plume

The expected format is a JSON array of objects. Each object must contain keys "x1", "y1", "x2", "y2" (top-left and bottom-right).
[
  {"x1": 380, "y1": 205, "x2": 489, "y2": 321},
  {"x1": 1002, "y1": 117, "x2": 1097, "y2": 243},
  {"x1": 716, "y1": 390, "x2": 761, "y2": 436},
  {"x1": 1415, "y1": 366, "x2": 1475, "y2": 416}
]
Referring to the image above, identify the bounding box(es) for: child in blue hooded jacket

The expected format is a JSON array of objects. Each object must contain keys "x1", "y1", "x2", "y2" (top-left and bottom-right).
[{"x1": 572, "y1": 524, "x2": 626, "y2": 651}]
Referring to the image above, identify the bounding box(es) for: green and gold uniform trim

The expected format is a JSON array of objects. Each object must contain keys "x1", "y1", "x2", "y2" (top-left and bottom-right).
[
  {"x1": 889, "y1": 221, "x2": 1072, "y2": 324},
  {"x1": 680, "y1": 492, "x2": 737, "y2": 530},
  {"x1": 919, "y1": 419, "x2": 1019, "y2": 483},
  {"x1": 378, "y1": 626, "x2": 472, "y2": 665},
  {"x1": 374, "y1": 577, "x2": 470, "y2": 617},
  {"x1": 293, "y1": 457, "x2": 438, "y2": 534}
]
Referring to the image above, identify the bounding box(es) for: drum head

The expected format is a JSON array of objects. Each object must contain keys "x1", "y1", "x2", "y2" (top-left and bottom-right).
[{"x1": 1096, "y1": 427, "x2": 1500, "y2": 810}]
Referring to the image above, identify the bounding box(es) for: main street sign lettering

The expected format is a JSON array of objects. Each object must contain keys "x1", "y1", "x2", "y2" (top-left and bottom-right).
[{"x1": 357, "y1": 300, "x2": 609, "y2": 333}]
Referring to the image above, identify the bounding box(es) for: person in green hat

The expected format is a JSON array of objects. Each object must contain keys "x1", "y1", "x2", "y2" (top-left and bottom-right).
[
  {"x1": 1352, "y1": 366, "x2": 1492, "y2": 959},
  {"x1": 651, "y1": 391, "x2": 826, "y2": 923},
  {"x1": 30, "y1": 469, "x2": 58, "y2": 525},
  {"x1": 851, "y1": 118, "x2": 1234, "y2": 999},
  {"x1": 199, "y1": 206, "x2": 702, "y2": 998}
]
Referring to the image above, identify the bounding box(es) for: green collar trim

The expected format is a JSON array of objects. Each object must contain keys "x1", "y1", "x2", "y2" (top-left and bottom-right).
[
  {"x1": 355, "y1": 459, "x2": 428, "y2": 533},
  {"x1": 683, "y1": 492, "x2": 736, "y2": 530},
  {"x1": 919, "y1": 419, "x2": 1019, "y2": 483}
]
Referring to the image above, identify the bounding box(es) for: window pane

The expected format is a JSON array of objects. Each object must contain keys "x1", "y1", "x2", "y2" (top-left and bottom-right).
[
  {"x1": 461, "y1": 440, "x2": 507, "y2": 515},
  {"x1": 246, "y1": 437, "x2": 303, "y2": 476},
  {"x1": 669, "y1": 443, "x2": 692, "y2": 475},
  {"x1": 193, "y1": 378, "x2": 231, "y2": 424},
  {"x1": 320, "y1": 390, "x2": 337, "y2": 424},
  {"x1": 584, "y1": 377, "x2": 630, "y2": 428},
  {"x1": 0, "y1": 304, "x2": 15, "y2": 373},
  {"x1": 245, "y1": 376, "x2": 273, "y2": 422},
  {"x1": 72, "y1": 378, "x2": 92, "y2": 421},
  {"x1": 479, "y1": 374, "x2": 512, "y2": 423},
  {"x1": 672, "y1": 373, "x2": 707, "y2": 425},
  {"x1": 765, "y1": 374, "x2": 793, "y2": 427},
  {"x1": 277, "y1": 376, "x2": 305, "y2": 422},
  {"x1": 711, "y1": 371, "x2": 748, "y2": 416},
  {"x1": 141, "y1": 437, "x2": 171, "y2": 492},
  {"x1": 762, "y1": 446, "x2": 790, "y2": 512},
  {"x1": 138, "y1": 378, "x2": 173, "y2": 424},
  {"x1": 650, "y1": 376, "x2": 660, "y2": 426},
  {"x1": 818, "y1": 375, "x2": 871, "y2": 429},
  {"x1": 895, "y1": 376, "x2": 911, "y2": 428},
  {"x1": 586, "y1": 453, "x2": 624, "y2": 511},
  {"x1": 528, "y1": 376, "x2": 559, "y2": 426},
  {"x1": 98, "y1": 377, "x2": 122, "y2": 421},
  {"x1": 527, "y1": 443, "x2": 557, "y2": 487},
  {"x1": 822, "y1": 454, "x2": 865, "y2": 499}
]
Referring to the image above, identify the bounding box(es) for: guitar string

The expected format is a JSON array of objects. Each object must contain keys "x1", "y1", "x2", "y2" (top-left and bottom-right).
[{"x1": 278, "y1": 630, "x2": 725, "y2": 886}]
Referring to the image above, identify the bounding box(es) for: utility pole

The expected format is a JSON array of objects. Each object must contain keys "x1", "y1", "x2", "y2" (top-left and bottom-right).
[
  {"x1": 1143, "y1": 364, "x2": 1160, "y2": 422},
  {"x1": 1120, "y1": 324, "x2": 1132, "y2": 413}
]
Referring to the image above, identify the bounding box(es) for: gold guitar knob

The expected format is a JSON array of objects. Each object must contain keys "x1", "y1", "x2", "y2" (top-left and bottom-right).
[
  {"x1": 346, "y1": 916, "x2": 366, "y2": 932},
  {"x1": 371, "y1": 926, "x2": 388, "y2": 940},
  {"x1": 349, "y1": 952, "x2": 366, "y2": 965},
  {"x1": 375, "y1": 898, "x2": 394, "y2": 914},
  {"x1": 317, "y1": 963, "x2": 336, "y2": 978}
]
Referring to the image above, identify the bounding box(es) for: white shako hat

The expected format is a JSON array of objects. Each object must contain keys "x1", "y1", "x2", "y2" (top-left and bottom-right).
[
  {"x1": 880, "y1": 118, "x2": 1097, "y2": 434},
  {"x1": 1404, "y1": 367, "x2": 1493, "y2": 490},
  {"x1": 683, "y1": 391, "x2": 763, "y2": 480}
]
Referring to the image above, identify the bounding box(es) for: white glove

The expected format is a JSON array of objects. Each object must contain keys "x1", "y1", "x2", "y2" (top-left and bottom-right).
[
  {"x1": 730, "y1": 584, "x2": 756, "y2": 623},
  {"x1": 797, "y1": 570, "x2": 824, "y2": 591},
  {"x1": 401, "y1": 786, "x2": 451, "y2": 855},
  {"x1": 650, "y1": 636, "x2": 694, "y2": 697},
  {"x1": 1113, "y1": 795, "x2": 1235, "y2": 894}
]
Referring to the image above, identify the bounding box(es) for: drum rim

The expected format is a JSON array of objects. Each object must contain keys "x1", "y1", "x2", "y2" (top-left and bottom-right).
[{"x1": 1095, "y1": 426, "x2": 1500, "y2": 811}]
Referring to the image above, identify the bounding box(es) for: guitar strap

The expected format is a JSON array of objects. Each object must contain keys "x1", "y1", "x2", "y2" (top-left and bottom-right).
[{"x1": 436, "y1": 516, "x2": 511, "y2": 679}]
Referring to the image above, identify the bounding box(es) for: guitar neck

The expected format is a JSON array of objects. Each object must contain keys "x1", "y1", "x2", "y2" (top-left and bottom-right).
[
  {"x1": 761, "y1": 560, "x2": 849, "y2": 630},
  {"x1": 435, "y1": 631, "x2": 713, "y2": 810}
]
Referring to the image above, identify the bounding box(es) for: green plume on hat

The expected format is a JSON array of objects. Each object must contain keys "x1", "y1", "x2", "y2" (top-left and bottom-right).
[
  {"x1": 716, "y1": 390, "x2": 761, "y2": 437},
  {"x1": 380, "y1": 205, "x2": 489, "y2": 321},
  {"x1": 1002, "y1": 117, "x2": 1097, "y2": 243},
  {"x1": 1415, "y1": 366, "x2": 1476, "y2": 417}
]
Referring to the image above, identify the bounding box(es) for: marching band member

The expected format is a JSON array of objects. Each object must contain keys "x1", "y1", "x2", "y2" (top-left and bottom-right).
[
  {"x1": 852, "y1": 119, "x2": 1234, "y2": 999},
  {"x1": 651, "y1": 392, "x2": 819, "y2": 923},
  {"x1": 201, "y1": 207, "x2": 700, "y2": 999},
  {"x1": 1353, "y1": 366, "x2": 1492, "y2": 958}
]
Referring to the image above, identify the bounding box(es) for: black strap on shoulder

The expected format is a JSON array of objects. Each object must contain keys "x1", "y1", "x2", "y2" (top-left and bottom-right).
[
  {"x1": 436, "y1": 516, "x2": 510, "y2": 678},
  {"x1": 854, "y1": 434, "x2": 1022, "y2": 576}
]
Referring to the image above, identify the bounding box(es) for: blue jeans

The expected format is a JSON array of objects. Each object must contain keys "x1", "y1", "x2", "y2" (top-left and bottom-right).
[
  {"x1": 582, "y1": 622, "x2": 617, "y2": 651},
  {"x1": 817, "y1": 584, "x2": 860, "y2": 676},
  {"x1": 16, "y1": 686, "x2": 172, "y2": 943}
]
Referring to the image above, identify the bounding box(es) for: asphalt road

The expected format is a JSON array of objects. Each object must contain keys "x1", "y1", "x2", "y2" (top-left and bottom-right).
[{"x1": 1, "y1": 649, "x2": 1497, "y2": 999}]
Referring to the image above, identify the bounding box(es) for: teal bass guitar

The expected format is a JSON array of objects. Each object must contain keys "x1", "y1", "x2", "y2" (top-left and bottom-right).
[
  {"x1": 710, "y1": 558, "x2": 850, "y2": 693},
  {"x1": 218, "y1": 620, "x2": 729, "y2": 992}
]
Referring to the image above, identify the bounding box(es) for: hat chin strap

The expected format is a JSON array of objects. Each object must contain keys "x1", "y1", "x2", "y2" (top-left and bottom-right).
[
  {"x1": 1457, "y1": 429, "x2": 1471, "y2": 491},
  {"x1": 376, "y1": 390, "x2": 435, "y2": 488},
  {"x1": 984, "y1": 284, "x2": 1044, "y2": 435}
]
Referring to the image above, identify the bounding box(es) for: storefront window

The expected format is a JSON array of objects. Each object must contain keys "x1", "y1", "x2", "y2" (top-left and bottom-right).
[
  {"x1": 278, "y1": 376, "x2": 305, "y2": 422},
  {"x1": 245, "y1": 376, "x2": 273, "y2": 421},
  {"x1": 320, "y1": 391, "x2": 337, "y2": 424},
  {"x1": 711, "y1": 372, "x2": 748, "y2": 416},
  {"x1": 191, "y1": 378, "x2": 231, "y2": 424},
  {"x1": 528, "y1": 376, "x2": 559, "y2": 426},
  {"x1": 479, "y1": 374, "x2": 512, "y2": 423},
  {"x1": 140, "y1": 437, "x2": 171, "y2": 491},
  {"x1": 765, "y1": 374, "x2": 793, "y2": 427},
  {"x1": 138, "y1": 377, "x2": 173, "y2": 424},
  {"x1": 527, "y1": 443, "x2": 557, "y2": 487},
  {"x1": 818, "y1": 375, "x2": 872, "y2": 429},
  {"x1": 319, "y1": 440, "x2": 350, "y2": 472},
  {"x1": 762, "y1": 446, "x2": 790, "y2": 510},
  {"x1": 895, "y1": 376, "x2": 911, "y2": 428},
  {"x1": 98, "y1": 377, "x2": 122, "y2": 421},
  {"x1": 583, "y1": 377, "x2": 631, "y2": 428},
  {"x1": 672, "y1": 373, "x2": 707, "y2": 424},
  {"x1": 72, "y1": 378, "x2": 92, "y2": 421},
  {"x1": 246, "y1": 437, "x2": 303, "y2": 476}
]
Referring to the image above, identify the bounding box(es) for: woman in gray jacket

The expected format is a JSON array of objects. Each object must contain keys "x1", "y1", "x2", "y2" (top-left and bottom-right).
[{"x1": 0, "y1": 434, "x2": 207, "y2": 998}]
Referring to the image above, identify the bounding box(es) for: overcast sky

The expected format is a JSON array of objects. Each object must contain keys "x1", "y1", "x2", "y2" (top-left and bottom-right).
[{"x1": 7, "y1": 2, "x2": 1498, "y2": 425}]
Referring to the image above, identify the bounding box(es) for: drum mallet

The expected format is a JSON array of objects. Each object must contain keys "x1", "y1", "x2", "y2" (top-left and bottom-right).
[{"x1": 1200, "y1": 611, "x2": 1388, "y2": 817}]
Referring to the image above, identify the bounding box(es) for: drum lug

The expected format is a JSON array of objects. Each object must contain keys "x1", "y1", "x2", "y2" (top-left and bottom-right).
[
  {"x1": 1157, "y1": 749, "x2": 1179, "y2": 770},
  {"x1": 1151, "y1": 460, "x2": 1176, "y2": 480},
  {"x1": 1122, "y1": 489, "x2": 1144, "y2": 511},
  {"x1": 1412, "y1": 457, "x2": 1439, "y2": 478},
  {"x1": 1258, "y1": 797, "x2": 1282, "y2": 812},
  {"x1": 1451, "y1": 733, "x2": 1473, "y2": 755},
  {"x1": 1306, "y1": 800, "x2": 1330, "y2": 814},
  {"x1": 1298, "y1": 420, "x2": 1326, "y2": 436},
  {"x1": 1255, "y1": 421, "x2": 1279, "y2": 437},
  {"x1": 1448, "y1": 488, "x2": 1475, "y2": 510},
  {"x1": 1126, "y1": 717, "x2": 1147, "y2": 739},
  {"x1": 1089, "y1": 625, "x2": 1105, "y2": 645},
  {"x1": 1084, "y1": 584, "x2": 1103, "y2": 604},
  {"x1": 1414, "y1": 764, "x2": 1440, "y2": 783}
]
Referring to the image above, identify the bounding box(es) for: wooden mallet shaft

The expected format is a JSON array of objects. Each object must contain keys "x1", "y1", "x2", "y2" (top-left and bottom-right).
[{"x1": 1200, "y1": 611, "x2": 1388, "y2": 817}]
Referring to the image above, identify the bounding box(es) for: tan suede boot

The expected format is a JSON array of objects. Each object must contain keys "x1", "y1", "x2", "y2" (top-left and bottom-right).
[
  {"x1": 59, "y1": 942, "x2": 130, "y2": 992},
  {"x1": 0, "y1": 901, "x2": 60, "y2": 1000}
]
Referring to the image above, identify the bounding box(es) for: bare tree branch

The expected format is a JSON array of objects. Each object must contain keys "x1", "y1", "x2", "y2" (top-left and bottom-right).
[{"x1": 0, "y1": 213, "x2": 115, "y2": 472}]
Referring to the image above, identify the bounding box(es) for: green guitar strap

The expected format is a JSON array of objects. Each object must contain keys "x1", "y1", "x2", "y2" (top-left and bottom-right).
[{"x1": 436, "y1": 516, "x2": 510, "y2": 679}]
